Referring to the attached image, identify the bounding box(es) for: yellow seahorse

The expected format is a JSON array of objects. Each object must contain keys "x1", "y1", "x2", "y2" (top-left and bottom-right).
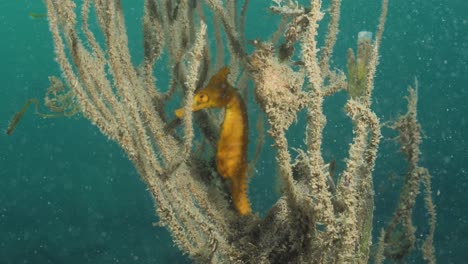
[{"x1": 175, "y1": 67, "x2": 251, "y2": 215}]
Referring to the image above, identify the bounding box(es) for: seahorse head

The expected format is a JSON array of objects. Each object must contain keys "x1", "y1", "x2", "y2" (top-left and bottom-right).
[{"x1": 175, "y1": 67, "x2": 232, "y2": 118}]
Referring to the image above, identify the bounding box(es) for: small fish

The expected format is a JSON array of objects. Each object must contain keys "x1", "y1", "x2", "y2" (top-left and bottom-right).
[
  {"x1": 29, "y1": 12, "x2": 47, "y2": 19},
  {"x1": 329, "y1": 158, "x2": 336, "y2": 179},
  {"x1": 6, "y1": 98, "x2": 38, "y2": 135}
]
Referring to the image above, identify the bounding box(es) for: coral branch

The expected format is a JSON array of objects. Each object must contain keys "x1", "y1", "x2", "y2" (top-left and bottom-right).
[{"x1": 39, "y1": 0, "x2": 435, "y2": 263}]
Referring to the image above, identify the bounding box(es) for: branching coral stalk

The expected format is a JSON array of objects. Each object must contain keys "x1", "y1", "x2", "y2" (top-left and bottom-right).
[
  {"x1": 336, "y1": 99, "x2": 382, "y2": 263},
  {"x1": 335, "y1": 99, "x2": 369, "y2": 262},
  {"x1": 41, "y1": 0, "x2": 435, "y2": 263},
  {"x1": 364, "y1": 0, "x2": 388, "y2": 106},
  {"x1": 421, "y1": 167, "x2": 437, "y2": 264},
  {"x1": 319, "y1": 0, "x2": 341, "y2": 76},
  {"x1": 381, "y1": 82, "x2": 437, "y2": 262},
  {"x1": 182, "y1": 22, "x2": 208, "y2": 153},
  {"x1": 302, "y1": 0, "x2": 337, "y2": 251},
  {"x1": 44, "y1": 0, "x2": 235, "y2": 261}
]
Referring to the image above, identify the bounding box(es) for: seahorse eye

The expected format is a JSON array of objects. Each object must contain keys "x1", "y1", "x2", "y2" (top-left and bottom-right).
[{"x1": 198, "y1": 94, "x2": 209, "y2": 103}]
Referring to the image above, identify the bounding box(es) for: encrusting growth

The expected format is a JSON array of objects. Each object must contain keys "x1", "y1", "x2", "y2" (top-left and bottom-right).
[{"x1": 175, "y1": 67, "x2": 251, "y2": 215}]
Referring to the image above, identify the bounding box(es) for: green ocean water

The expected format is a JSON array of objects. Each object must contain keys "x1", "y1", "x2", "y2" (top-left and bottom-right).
[{"x1": 0, "y1": 0, "x2": 466, "y2": 263}]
